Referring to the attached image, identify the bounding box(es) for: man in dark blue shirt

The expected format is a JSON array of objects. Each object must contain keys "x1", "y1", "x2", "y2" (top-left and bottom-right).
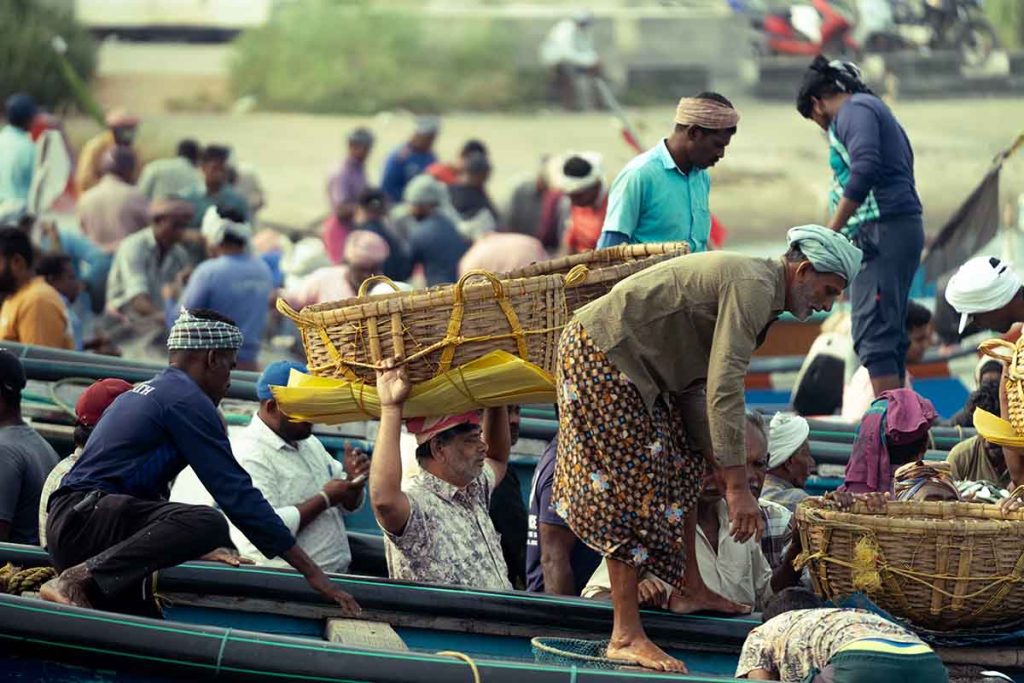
[
  {"x1": 380, "y1": 117, "x2": 439, "y2": 203},
  {"x1": 403, "y1": 174, "x2": 471, "y2": 287},
  {"x1": 797, "y1": 56, "x2": 924, "y2": 399},
  {"x1": 525, "y1": 436, "x2": 601, "y2": 595},
  {"x1": 41, "y1": 309, "x2": 359, "y2": 617}
]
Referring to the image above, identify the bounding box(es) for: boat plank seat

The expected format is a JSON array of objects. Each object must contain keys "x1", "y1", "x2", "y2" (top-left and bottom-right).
[{"x1": 324, "y1": 618, "x2": 408, "y2": 651}]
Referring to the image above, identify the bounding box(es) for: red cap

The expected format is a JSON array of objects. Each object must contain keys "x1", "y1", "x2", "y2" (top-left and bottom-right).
[
  {"x1": 405, "y1": 412, "x2": 481, "y2": 445},
  {"x1": 75, "y1": 379, "x2": 133, "y2": 427}
]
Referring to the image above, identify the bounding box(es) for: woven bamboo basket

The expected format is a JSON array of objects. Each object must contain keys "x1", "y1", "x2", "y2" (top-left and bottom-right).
[
  {"x1": 979, "y1": 338, "x2": 1023, "y2": 434},
  {"x1": 276, "y1": 250, "x2": 683, "y2": 384},
  {"x1": 795, "y1": 496, "x2": 1024, "y2": 630},
  {"x1": 502, "y1": 242, "x2": 689, "y2": 279}
]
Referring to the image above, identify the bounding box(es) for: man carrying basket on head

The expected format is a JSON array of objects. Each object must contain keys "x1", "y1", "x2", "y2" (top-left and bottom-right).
[{"x1": 552, "y1": 226, "x2": 862, "y2": 673}]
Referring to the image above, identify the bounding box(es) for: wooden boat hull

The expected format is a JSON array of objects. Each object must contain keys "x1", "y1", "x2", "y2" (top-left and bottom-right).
[{"x1": 0, "y1": 544, "x2": 749, "y2": 682}]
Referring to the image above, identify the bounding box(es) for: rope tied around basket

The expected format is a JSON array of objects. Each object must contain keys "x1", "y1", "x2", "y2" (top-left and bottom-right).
[{"x1": 438, "y1": 270, "x2": 529, "y2": 375}]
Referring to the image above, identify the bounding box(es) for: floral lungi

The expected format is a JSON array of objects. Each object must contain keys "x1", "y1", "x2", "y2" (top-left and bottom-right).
[{"x1": 552, "y1": 318, "x2": 704, "y2": 592}]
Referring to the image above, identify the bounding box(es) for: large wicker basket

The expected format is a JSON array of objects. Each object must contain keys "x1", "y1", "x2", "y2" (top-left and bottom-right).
[
  {"x1": 795, "y1": 497, "x2": 1024, "y2": 630},
  {"x1": 979, "y1": 338, "x2": 1022, "y2": 434},
  {"x1": 277, "y1": 248, "x2": 686, "y2": 384},
  {"x1": 502, "y1": 242, "x2": 689, "y2": 279}
]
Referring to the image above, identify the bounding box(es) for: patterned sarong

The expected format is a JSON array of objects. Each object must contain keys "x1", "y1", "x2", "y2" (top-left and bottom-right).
[{"x1": 552, "y1": 319, "x2": 703, "y2": 592}]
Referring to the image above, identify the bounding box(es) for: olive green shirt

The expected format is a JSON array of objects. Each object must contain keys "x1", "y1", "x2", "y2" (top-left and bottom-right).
[
  {"x1": 575, "y1": 252, "x2": 786, "y2": 467},
  {"x1": 946, "y1": 435, "x2": 1010, "y2": 488}
]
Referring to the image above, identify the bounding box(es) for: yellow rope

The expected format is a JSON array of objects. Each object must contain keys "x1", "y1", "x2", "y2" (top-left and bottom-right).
[
  {"x1": 0, "y1": 565, "x2": 56, "y2": 595},
  {"x1": 803, "y1": 550, "x2": 1024, "y2": 601},
  {"x1": 436, "y1": 651, "x2": 481, "y2": 683}
]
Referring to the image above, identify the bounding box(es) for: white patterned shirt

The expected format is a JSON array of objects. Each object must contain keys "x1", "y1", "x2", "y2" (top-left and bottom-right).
[
  {"x1": 382, "y1": 465, "x2": 512, "y2": 590},
  {"x1": 226, "y1": 415, "x2": 361, "y2": 574}
]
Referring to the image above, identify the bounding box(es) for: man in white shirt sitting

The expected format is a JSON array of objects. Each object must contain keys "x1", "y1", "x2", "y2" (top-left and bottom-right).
[{"x1": 171, "y1": 360, "x2": 368, "y2": 573}]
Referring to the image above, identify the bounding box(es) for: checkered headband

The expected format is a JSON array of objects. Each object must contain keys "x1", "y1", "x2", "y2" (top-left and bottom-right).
[{"x1": 166, "y1": 309, "x2": 243, "y2": 351}]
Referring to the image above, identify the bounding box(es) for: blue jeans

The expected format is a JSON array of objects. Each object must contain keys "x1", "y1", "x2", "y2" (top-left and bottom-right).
[{"x1": 850, "y1": 216, "x2": 924, "y2": 383}]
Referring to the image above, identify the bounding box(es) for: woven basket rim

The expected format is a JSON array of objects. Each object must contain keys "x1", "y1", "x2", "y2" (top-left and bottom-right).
[
  {"x1": 796, "y1": 498, "x2": 1024, "y2": 534},
  {"x1": 292, "y1": 255, "x2": 676, "y2": 325}
]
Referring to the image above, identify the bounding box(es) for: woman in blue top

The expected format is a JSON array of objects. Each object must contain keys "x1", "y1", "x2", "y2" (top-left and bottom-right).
[{"x1": 797, "y1": 56, "x2": 924, "y2": 399}]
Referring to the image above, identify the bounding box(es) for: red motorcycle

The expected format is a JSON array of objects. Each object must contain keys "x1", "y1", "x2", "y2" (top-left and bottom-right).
[{"x1": 753, "y1": 0, "x2": 860, "y2": 57}]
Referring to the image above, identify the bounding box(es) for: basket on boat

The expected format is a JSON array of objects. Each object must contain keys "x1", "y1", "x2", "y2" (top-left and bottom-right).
[
  {"x1": 276, "y1": 247, "x2": 687, "y2": 384},
  {"x1": 531, "y1": 637, "x2": 619, "y2": 670},
  {"x1": 979, "y1": 338, "x2": 1023, "y2": 434},
  {"x1": 795, "y1": 496, "x2": 1024, "y2": 630}
]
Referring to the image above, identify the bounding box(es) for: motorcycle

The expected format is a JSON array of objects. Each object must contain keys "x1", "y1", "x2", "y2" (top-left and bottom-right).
[
  {"x1": 745, "y1": 0, "x2": 860, "y2": 57},
  {"x1": 863, "y1": 0, "x2": 999, "y2": 67}
]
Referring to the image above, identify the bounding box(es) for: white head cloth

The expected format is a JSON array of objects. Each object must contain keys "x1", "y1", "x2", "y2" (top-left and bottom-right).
[
  {"x1": 200, "y1": 206, "x2": 252, "y2": 247},
  {"x1": 945, "y1": 256, "x2": 1022, "y2": 334},
  {"x1": 554, "y1": 152, "x2": 604, "y2": 195},
  {"x1": 767, "y1": 412, "x2": 810, "y2": 469}
]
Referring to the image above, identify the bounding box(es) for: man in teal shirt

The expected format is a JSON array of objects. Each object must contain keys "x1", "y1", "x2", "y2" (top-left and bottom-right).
[
  {"x1": 0, "y1": 94, "x2": 37, "y2": 203},
  {"x1": 597, "y1": 93, "x2": 738, "y2": 251}
]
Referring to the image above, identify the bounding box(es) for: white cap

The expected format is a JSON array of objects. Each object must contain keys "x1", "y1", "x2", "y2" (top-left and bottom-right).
[
  {"x1": 767, "y1": 412, "x2": 810, "y2": 469},
  {"x1": 945, "y1": 256, "x2": 1022, "y2": 334}
]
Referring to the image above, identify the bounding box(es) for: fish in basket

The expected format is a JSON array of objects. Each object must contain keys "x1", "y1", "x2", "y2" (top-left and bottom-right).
[
  {"x1": 795, "y1": 495, "x2": 1024, "y2": 631},
  {"x1": 274, "y1": 245, "x2": 688, "y2": 388}
]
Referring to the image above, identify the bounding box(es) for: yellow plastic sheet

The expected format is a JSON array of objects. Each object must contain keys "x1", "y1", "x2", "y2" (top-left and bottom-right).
[
  {"x1": 973, "y1": 407, "x2": 1024, "y2": 449},
  {"x1": 272, "y1": 350, "x2": 556, "y2": 424}
]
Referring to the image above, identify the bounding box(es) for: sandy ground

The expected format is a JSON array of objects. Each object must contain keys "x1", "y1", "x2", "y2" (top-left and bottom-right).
[{"x1": 64, "y1": 97, "x2": 1024, "y2": 245}]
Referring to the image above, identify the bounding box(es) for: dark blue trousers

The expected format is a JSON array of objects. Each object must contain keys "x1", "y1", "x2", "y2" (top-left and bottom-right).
[{"x1": 850, "y1": 216, "x2": 925, "y2": 383}]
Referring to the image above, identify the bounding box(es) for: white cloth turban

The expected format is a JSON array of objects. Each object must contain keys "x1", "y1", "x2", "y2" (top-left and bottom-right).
[
  {"x1": 767, "y1": 412, "x2": 810, "y2": 469},
  {"x1": 945, "y1": 256, "x2": 1022, "y2": 334},
  {"x1": 201, "y1": 206, "x2": 252, "y2": 247}
]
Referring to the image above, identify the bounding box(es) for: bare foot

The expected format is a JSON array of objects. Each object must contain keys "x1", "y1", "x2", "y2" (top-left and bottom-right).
[
  {"x1": 606, "y1": 634, "x2": 688, "y2": 673},
  {"x1": 669, "y1": 585, "x2": 751, "y2": 615},
  {"x1": 39, "y1": 564, "x2": 93, "y2": 608}
]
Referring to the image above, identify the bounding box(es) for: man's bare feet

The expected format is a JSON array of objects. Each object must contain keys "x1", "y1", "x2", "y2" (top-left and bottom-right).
[
  {"x1": 39, "y1": 564, "x2": 93, "y2": 608},
  {"x1": 669, "y1": 584, "x2": 751, "y2": 615},
  {"x1": 606, "y1": 634, "x2": 688, "y2": 673}
]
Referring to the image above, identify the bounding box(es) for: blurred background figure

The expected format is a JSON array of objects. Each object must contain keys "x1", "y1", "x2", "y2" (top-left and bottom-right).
[
  {"x1": 540, "y1": 10, "x2": 602, "y2": 111},
  {"x1": 75, "y1": 108, "x2": 139, "y2": 195}
]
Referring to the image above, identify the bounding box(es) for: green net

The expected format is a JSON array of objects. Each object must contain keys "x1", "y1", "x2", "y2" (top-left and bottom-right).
[{"x1": 530, "y1": 637, "x2": 620, "y2": 670}]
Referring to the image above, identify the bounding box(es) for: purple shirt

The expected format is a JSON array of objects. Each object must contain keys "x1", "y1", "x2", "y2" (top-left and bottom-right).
[{"x1": 327, "y1": 157, "x2": 368, "y2": 212}]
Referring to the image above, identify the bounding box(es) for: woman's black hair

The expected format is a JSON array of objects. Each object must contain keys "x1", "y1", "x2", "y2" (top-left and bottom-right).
[{"x1": 796, "y1": 55, "x2": 873, "y2": 119}]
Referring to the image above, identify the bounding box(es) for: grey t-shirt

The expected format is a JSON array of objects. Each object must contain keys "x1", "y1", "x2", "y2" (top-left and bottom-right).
[{"x1": 0, "y1": 424, "x2": 60, "y2": 544}]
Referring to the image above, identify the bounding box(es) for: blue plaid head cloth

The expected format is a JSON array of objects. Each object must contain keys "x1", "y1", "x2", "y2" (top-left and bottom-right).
[{"x1": 166, "y1": 309, "x2": 243, "y2": 351}]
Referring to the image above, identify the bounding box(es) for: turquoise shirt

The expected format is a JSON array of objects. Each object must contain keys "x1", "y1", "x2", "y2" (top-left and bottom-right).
[
  {"x1": 183, "y1": 185, "x2": 251, "y2": 228},
  {"x1": 599, "y1": 139, "x2": 712, "y2": 252},
  {"x1": 0, "y1": 125, "x2": 36, "y2": 203}
]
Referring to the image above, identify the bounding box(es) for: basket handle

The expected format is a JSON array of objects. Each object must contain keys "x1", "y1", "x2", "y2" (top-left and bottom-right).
[
  {"x1": 276, "y1": 297, "x2": 305, "y2": 324},
  {"x1": 357, "y1": 275, "x2": 400, "y2": 298},
  {"x1": 438, "y1": 269, "x2": 528, "y2": 374},
  {"x1": 563, "y1": 264, "x2": 589, "y2": 287},
  {"x1": 979, "y1": 338, "x2": 1016, "y2": 364}
]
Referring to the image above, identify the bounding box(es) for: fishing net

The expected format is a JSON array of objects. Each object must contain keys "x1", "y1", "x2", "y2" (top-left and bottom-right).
[{"x1": 530, "y1": 637, "x2": 620, "y2": 670}]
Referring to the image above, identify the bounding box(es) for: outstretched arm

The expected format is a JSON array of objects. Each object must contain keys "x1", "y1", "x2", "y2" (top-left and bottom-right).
[
  {"x1": 483, "y1": 406, "x2": 511, "y2": 486},
  {"x1": 369, "y1": 358, "x2": 413, "y2": 535}
]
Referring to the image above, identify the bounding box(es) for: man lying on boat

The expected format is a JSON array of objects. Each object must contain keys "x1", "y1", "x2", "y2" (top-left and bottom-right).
[
  {"x1": 370, "y1": 357, "x2": 513, "y2": 591},
  {"x1": 736, "y1": 587, "x2": 948, "y2": 681},
  {"x1": 39, "y1": 308, "x2": 360, "y2": 616}
]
